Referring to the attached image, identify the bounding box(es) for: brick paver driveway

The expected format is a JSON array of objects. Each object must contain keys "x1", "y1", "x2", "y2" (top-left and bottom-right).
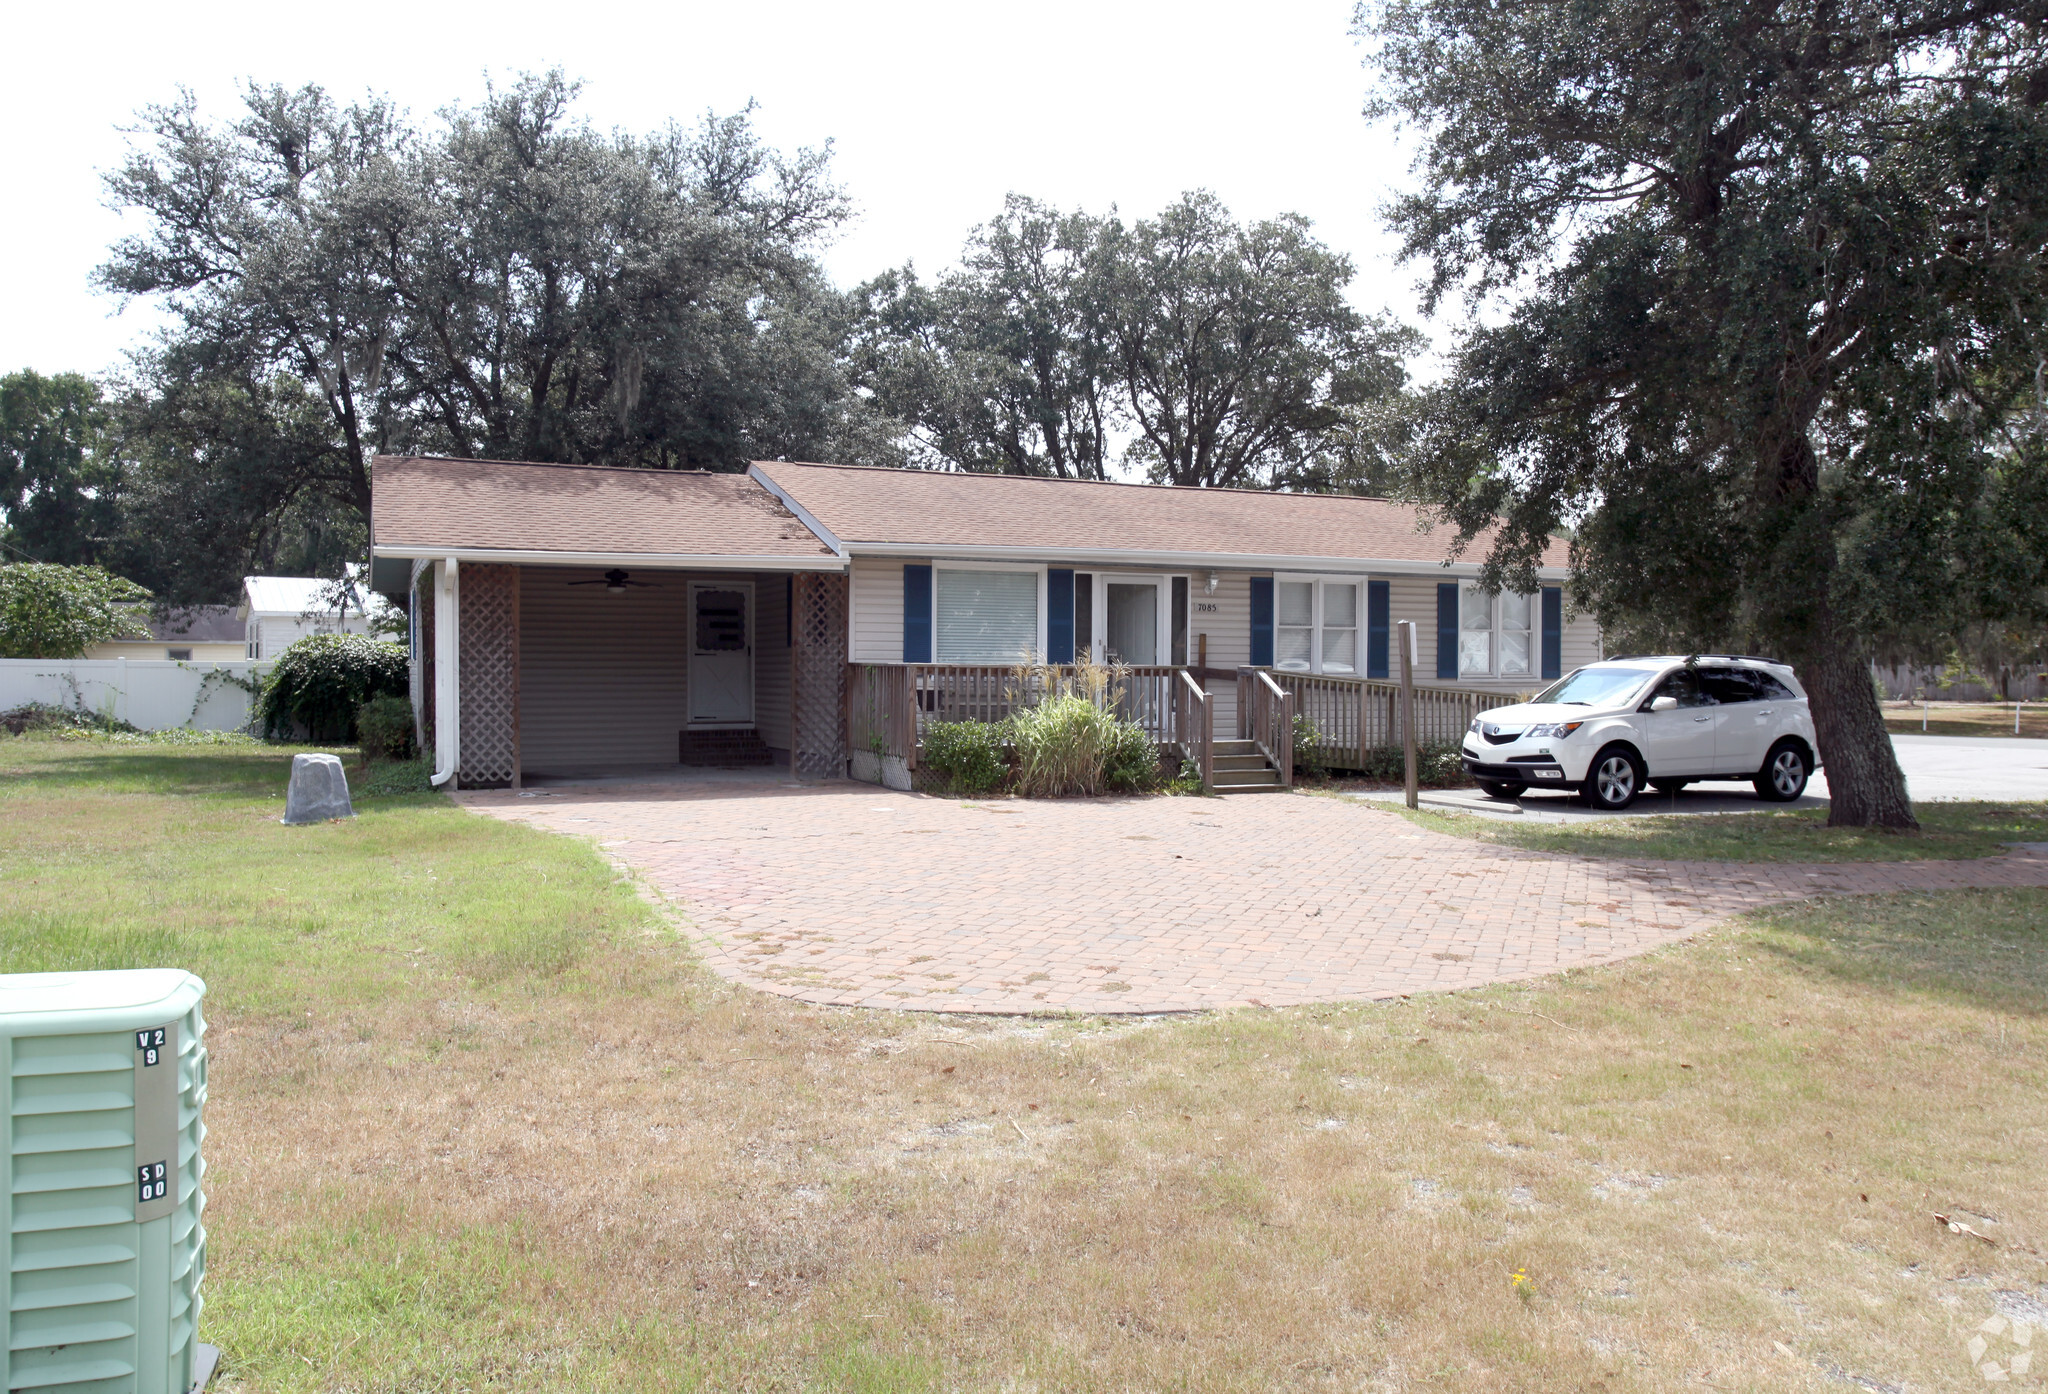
[{"x1": 461, "y1": 782, "x2": 2048, "y2": 1014}]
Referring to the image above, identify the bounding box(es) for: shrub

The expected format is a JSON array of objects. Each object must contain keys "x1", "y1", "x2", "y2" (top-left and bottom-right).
[
  {"x1": 258, "y1": 634, "x2": 408, "y2": 742},
  {"x1": 919, "y1": 719, "x2": 1007, "y2": 794},
  {"x1": 1102, "y1": 718, "x2": 1164, "y2": 792},
  {"x1": 356, "y1": 694, "x2": 417, "y2": 762},
  {"x1": 1357, "y1": 739, "x2": 1468, "y2": 788},
  {"x1": 0, "y1": 564, "x2": 149, "y2": 658},
  {"x1": 1292, "y1": 712, "x2": 1329, "y2": 781},
  {"x1": 1, "y1": 701, "x2": 138, "y2": 736}
]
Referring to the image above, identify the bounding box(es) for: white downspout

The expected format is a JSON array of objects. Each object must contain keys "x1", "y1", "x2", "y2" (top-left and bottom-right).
[{"x1": 430, "y1": 556, "x2": 460, "y2": 788}]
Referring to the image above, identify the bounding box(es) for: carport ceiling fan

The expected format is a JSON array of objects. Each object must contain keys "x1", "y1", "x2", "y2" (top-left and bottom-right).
[{"x1": 569, "y1": 568, "x2": 659, "y2": 594}]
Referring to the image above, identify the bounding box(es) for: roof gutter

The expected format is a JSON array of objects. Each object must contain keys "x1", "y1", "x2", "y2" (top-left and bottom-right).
[
  {"x1": 831, "y1": 541, "x2": 1570, "y2": 580},
  {"x1": 371, "y1": 545, "x2": 845, "y2": 572},
  {"x1": 746, "y1": 464, "x2": 847, "y2": 557}
]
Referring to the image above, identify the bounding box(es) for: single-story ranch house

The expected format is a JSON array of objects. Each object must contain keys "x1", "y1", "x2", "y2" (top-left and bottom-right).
[{"x1": 367, "y1": 455, "x2": 1599, "y2": 790}]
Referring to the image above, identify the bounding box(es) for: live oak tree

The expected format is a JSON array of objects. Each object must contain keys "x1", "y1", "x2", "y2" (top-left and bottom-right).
[
  {"x1": 1366, "y1": 0, "x2": 2048, "y2": 828},
  {"x1": 855, "y1": 192, "x2": 1417, "y2": 489},
  {"x1": 848, "y1": 197, "x2": 1117, "y2": 479},
  {"x1": 0, "y1": 372, "x2": 124, "y2": 567},
  {"x1": 97, "y1": 72, "x2": 888, "y2": 603}
]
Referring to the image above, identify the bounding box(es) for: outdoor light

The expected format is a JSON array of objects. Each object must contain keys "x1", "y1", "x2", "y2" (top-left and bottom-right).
[{"x1": 1204, "y1": 570, "x2": 1219, "y2": 595}]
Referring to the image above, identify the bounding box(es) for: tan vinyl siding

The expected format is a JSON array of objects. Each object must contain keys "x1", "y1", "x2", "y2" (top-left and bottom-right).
[
  {"x1": 1192, "y1": 572, "x2": 1252, "y2": 735},
  {"x1": 851, "y1": 555, "x2": 910, "y2": 662},
  {"x1": 756, "y1": 576, "x2": 792, "y2": 755},
  {"x1": 1560, "y1": 606, "x2": 1603, "y2": 675},
  {"x1": 519, "y1": 566, "x2": 689, "y2": 772}
]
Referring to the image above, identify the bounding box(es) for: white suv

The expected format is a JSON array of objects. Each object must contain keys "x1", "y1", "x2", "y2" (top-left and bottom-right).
[{"x1": 1458, "y1": 656, "x2": 1819, "y2": 810}]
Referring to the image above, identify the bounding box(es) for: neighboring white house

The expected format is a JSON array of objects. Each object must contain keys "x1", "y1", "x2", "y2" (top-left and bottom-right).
[{"x1": 240, "y1": 571, "x2": 396, "y2": 658}]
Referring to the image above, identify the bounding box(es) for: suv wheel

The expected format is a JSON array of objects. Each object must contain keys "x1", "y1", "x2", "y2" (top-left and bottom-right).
[
  {"x1": 1583, "y1": 747, "x2": 1643, "y2": 810},
  {"x1": 1755, "y1": 741, "x2": 1809, "y2": 802},
  {"x1": 1476, "y1": 779, "x2": 1526, "y2": 799}
]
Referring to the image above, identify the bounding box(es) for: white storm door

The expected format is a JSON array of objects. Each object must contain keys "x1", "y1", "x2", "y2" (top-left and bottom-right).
[{"x1": 689, "y1": 582, "x2": 754, "y2": 726}]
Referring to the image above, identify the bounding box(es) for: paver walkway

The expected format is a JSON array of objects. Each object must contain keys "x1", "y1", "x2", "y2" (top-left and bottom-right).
[{"x1": 459, "y1": 783, "x2": 2048, "y2": 1013}]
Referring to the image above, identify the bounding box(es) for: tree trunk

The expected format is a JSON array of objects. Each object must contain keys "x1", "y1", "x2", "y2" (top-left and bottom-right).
[{"x1": 1802, "y1": 619, "x2": 1917, "y2": 830}]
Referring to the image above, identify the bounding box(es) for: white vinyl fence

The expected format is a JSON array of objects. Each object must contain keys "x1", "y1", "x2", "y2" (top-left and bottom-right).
[{"x1": 0, "y1": 660, "x2": 272, "y2": 732}]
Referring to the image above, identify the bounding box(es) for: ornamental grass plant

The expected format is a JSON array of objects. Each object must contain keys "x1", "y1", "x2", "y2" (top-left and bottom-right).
[{"x1": 1004, "y1": 657, "x2": 1162, "y2": 797}]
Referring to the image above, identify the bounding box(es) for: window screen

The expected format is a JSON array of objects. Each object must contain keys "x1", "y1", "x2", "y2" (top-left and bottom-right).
[
  {"x1": 1277, "y1": 581, "x2": 1314, "y2": 670},
  {"x1": 936, "y1": 569, "x2": 1039, "y2": 663},
  {"x1": 1499, "y1": 591, "x2": 1531, "y2": 675},
  {"x1": 1460, "y1": 584, "x2": 1493, "y2": 675},
  {"x1": 1321, "y1": 583, "x2": 1358, "y2": 674}
]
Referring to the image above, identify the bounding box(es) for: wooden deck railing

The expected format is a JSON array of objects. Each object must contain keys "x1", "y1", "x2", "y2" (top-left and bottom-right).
[
  {"x1": 1243, "y1": 669, "x2": 1296, "y2": 787},
  {"x1": 1261, "y1": 670, "x2": 1524, "y2": 769},
  {"x1": 847, "y1": 663, "x2": 1203, "y2": 772},
  {"x1": 1174, "y1": 668, "x2": 1214, "y2": 792},
  {"x1": 846, "y1": 663, "x2": 1521, "y2": 782}
]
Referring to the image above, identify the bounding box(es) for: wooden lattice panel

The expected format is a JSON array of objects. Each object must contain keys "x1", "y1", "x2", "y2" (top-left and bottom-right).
[
  {"x1": 792, "y1": 572, "x2": 848, "y2": 780},
  {"x1": 459, "y1": 563, "x2": 520, "y2": 788}
]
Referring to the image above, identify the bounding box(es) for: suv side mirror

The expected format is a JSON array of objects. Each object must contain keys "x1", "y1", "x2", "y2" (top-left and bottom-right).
[{"x1": 1649, "y1": 695, "x2": 1678, "y2": 712}]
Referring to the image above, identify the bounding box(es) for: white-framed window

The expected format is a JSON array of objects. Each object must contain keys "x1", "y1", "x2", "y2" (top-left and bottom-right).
[
  {"x1": 934, "y1": 563, "x2": 1043, "y2": 663},
  {"x1": 1459, "y1": 583, "x2": 1534, "y2": 678},
  {"x1": 1275, "y1": 575, "x2": 1363, "y2": 675}
]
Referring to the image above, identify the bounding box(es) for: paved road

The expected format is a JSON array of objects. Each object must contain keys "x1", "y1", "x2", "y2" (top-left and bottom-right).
[
  {"x1": 462, "y1": 780, "x2": 2048, "y2": 1015},
  {"x1": 1358, "y1": 732, "x2": 2048, "y2": 822}
]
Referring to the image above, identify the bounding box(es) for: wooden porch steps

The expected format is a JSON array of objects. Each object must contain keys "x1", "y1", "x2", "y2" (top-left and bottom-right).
[{"x1": 1207, "y1": 739, "x2": 1287, "y2": 793}]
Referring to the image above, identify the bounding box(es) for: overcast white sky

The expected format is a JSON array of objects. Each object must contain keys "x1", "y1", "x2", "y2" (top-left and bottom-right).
[{"x1": 1, "y1": 0, "x2": 1427, "y2": 379}]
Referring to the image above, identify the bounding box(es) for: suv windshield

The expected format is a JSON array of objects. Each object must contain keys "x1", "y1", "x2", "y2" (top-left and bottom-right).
[{"x1": 1533, "y1": 666, "x2": 1660, "y2": 708}]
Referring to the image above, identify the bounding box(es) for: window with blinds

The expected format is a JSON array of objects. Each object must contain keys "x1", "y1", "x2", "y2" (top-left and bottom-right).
[
  {"x1": 1461, "y1": 584, "x2": 1535, "y2": 676},
  {"x1": 1276, "y1": 581, "x2": 1315, "y2": 670},
  {"x1": 1274, "y1": 577, "x2": 1362, "y2": 674},
  {"x1": 935, "y1": 569, "x2": 1039, "y2": 662}
]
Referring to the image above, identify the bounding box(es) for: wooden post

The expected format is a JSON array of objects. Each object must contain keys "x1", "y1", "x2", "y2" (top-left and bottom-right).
[{"x1": 1397, "y1": 620, "x2": 1419, "y2": 810}]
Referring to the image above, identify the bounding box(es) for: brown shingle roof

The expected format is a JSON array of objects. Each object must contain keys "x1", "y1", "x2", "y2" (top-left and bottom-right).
[
  {"x1": 753, "y1": 461, "x2": 1568, "y2": 569},
  {"x1": 370, "y1": 455, "x2": 838, "y2": 561}
]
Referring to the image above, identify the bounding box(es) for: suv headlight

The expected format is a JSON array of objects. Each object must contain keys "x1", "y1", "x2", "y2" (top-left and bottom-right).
[
  {"x1": 1468, "y1": 718, "x2": 1482, "y2": 734},
  {"x1": 1524, "y1": 721, "x2": 1584, "y2": 739}
]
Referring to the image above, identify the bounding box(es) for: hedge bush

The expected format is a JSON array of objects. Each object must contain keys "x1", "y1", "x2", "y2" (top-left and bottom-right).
[
  {"x1": 258, "y1": 634, "x2": 408, "y2": 742},
  {"x1": 919, "y1": 720, "x2": 1007, "y2": 794},
  {"x1": 356, "y1": 695, "x2": 417, "y2": 762}
]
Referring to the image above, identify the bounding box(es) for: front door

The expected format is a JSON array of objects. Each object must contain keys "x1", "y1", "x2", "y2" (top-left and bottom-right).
[{"x1": 689, "y1": 583, "x2": 753, "y2": 726}]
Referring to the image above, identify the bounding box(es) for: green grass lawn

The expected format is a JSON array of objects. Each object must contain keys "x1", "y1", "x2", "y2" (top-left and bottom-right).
[
  {"x1": 1394, "y1": 798, "x2": 2048, "y2": 862},
  {"x1": 3, "y1": 736, "x2": 2045, "y2": 1393}
]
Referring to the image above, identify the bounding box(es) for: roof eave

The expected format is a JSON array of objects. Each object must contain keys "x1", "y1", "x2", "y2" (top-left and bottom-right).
[
  {"x1": 836, "y1": 541, "x2": 1569, "y2": 578},
  {"x1": 370, "y1": 544, "x2": 846, "y2": 572}
]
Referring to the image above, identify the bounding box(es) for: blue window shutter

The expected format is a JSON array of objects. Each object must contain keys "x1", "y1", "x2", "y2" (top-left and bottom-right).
[
  {"x1": 1436, "y1": 583, "x2": 1459, "y2": 680},
  {"x1": 903, "y1": 565, "x2": 932, "y2": 663},
  {"x1": 1046, "y1": 569, "x2": 1075, "y2": 663},
  {"x1": 1249, "y1": 576, "x2": 1274, "y2": 667},
  {"x1": 1541, "y1": 586, "x2": 1563, "y2": 680},
  {"x1": 1366, "y1": 580, "x2": 1390, "y2": 680}
]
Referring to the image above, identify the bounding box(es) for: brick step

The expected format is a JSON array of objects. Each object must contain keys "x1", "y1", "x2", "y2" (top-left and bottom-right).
[{"x1": 679, "y1": 728, "x2": 773, "y2": 766}]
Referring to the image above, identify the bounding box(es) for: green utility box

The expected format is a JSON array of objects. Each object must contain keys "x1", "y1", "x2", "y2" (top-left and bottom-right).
[{"x1": 2, "y1": 971, "x2": 210, "y2": 1393}]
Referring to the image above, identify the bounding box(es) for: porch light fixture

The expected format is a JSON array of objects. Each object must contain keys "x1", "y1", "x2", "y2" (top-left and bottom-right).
[{"x1": 1204, "y1": 570, "x2": 1219, "y2": 595}]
